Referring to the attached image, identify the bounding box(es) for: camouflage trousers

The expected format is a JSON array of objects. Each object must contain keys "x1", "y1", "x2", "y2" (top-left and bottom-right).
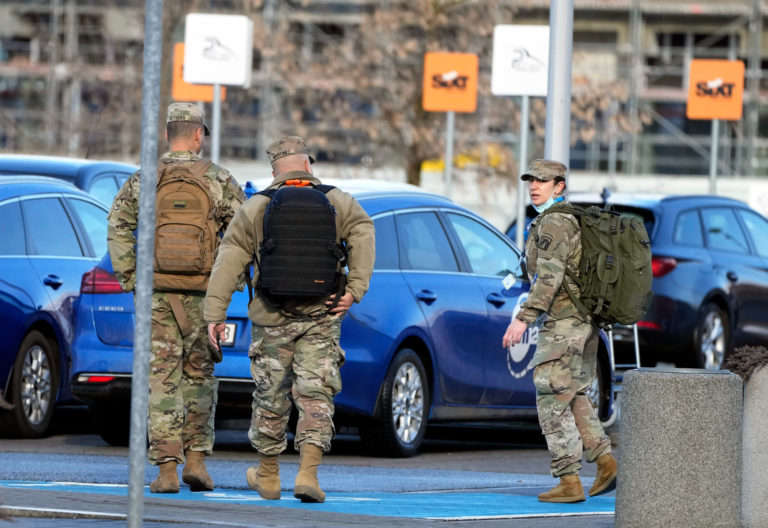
[
  {"x1": 247, "y1": 315, "x2": 344, "y2": 456},
  {"x1": 148, "y1": 292, "x2": 218, "y2": 465},
  {"x1": 532, "y1": 317, "x2": 611, "y2": 477}
]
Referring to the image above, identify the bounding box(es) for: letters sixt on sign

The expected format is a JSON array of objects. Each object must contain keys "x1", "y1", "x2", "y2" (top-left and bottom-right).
[
  {"x1": 432, "y1": 72, "x2": 469, "y2": 90},
  {"x1": 695, "y1": 78, "x2": 735, "y2": 97},
  {"x1": 686, "y1": 59, "x2": 745, "y2": 121}
]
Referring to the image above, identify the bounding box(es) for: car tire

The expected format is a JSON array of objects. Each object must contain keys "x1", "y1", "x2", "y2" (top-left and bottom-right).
[
  {"x1": 692, "y1": 302, "x2": 730, "y2": 369},
  {"x1": 3, "y1": 330, "x2": 59, "y2": 438},
  {"x1": 359, "y1": 348, "x2": 430, "y2": 458},
  {"x1": 92, "y1": 404, "x2": 130, "y2": 447}
]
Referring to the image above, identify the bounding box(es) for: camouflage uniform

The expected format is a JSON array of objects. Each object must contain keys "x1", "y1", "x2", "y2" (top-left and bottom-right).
[
  {"x1": 204, "y1": 136, "x2": 375, "y2": 455},
  {"x1": 516, "y1": 160, "x2": 611, "y2": 478},
  {"x1": 108, "y1": 136, "x2": 245, "y2": 464}
]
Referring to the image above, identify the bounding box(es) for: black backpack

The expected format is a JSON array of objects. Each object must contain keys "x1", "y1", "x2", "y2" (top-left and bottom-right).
[{"x1": 252, "y1": 182, "x2": 347, "y2": 312}]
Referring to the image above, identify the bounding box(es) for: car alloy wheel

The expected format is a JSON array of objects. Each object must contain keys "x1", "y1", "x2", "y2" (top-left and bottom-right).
[
  {"x1": 359, "y1": 348, "x2": 430, "y2": 457},
  {"x1": 694, "y1": 303, "x2": 729, "y2": 370},
  {"x1": 390, "y1": 361, "x2": 425, "y2": 445},
  {"x1": 586, "y1": 359, "x2": 607, "y2": 421},
  {"x1": 7, "y1": 331, "x2": 59, "y2": 437}
]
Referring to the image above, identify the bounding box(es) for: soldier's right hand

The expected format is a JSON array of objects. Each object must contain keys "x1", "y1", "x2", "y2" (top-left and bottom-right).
[{"x1": 207, "y1": 323, "x2": 227, "y2": 348}]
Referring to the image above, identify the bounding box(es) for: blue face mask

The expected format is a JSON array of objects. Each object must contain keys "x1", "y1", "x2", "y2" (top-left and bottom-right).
[{"x1": 533, "y1": 192, "x2": 564, "y2": 213}]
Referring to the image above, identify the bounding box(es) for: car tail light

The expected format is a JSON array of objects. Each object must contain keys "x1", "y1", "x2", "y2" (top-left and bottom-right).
[
  {"x1": 80, "y1": 267, "x2": 124, "y2": 294},
  {"x1": 76, "y1": 375, "x2": 116, "y2": 383},
  {"x1": 637, "y1": 321, "x2": 661, "y2": 330},
  {"x1": 652, "y1": 257, "x2": 677, "y2": 278}
]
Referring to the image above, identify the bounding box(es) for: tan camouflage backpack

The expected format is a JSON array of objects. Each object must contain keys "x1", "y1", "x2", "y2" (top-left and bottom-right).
[{"x1": 153, "y1": 159, "x2": 217, "y2": 291}]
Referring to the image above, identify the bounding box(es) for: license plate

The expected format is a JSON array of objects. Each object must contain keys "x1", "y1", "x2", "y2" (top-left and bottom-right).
[{"x1": 220, "y1": 323, "x2": 236, "y2": 347}]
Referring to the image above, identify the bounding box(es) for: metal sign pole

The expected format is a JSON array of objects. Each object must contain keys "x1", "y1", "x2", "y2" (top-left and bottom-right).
[
  {"x1": 710, "y1": 118, "x2": 720, "y2": 195},
  {"x1": 516, "y1": 94, "x2": 530, "y2": 247},
  {"x1": 445, "y1": 110, "x2": 455, "y2": 197},
  {"x1": 212, "y1": 82, "x2": 221, "y2": 163},
  {"x1": 544, "y1": 0, "x2": 573, "y2": 164},
  {"x1": 128, "y1": 0, "x2": 163, "y2": 526}
]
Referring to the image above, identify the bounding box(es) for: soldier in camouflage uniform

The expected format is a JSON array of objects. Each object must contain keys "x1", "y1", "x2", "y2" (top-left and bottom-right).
[
  {"x1": 107, "y1": 103, "x2": 245, "y2": 494},
  {"x1": 204, "y1": 136, "x2": 375, "y2": 503},
  {"x1": 502, "y1": 159, "x2": 618, "y2": 503}
]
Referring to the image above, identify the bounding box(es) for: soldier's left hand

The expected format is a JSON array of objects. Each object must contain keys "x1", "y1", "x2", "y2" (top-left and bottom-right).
[
  {"x1": 503, "y1": 319, "x2": 528, "y2": 348},
  {"x1": 327, "y1": 292, "x2": 354, "y2": 316},
  {"x1": 207, "y1": 323, "x2": 227, "y2": 348}
]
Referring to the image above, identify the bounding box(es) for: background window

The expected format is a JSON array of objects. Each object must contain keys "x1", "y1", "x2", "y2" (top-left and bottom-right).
[
  {"x1": 68, "y1": 198, "x2": 109, "y2": 257},
  {"x1": 88, "y1": 176, "x2": 118, "y2": 205},
  {"x1": 673, "y1": 209, "x2": 704, "y2": 247},
  {"x1": 21, "y1": 197, "x2": 83, "y2": 257},
  {"x1": 395, "y1": 212, "x2": 458, "y2": 272},
  {"x1": 446, "y1": 213, "x2": 522, "y2": 277},
  {"x1": 701, "y1": 207, "x2": 749, "y2": 253},
  {"x1": 372, "y1": 214, "x2": 398, "y2": 270},
  {"x1": 0, "y1": 201, "x2": 26, "y2": 255},
  {"x1": 737, "y1": 209, "x2": 768, "y2": 258}
]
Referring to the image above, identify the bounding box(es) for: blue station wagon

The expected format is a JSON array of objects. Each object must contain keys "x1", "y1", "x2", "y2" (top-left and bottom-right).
[
  {"x1": 0, "y1": 177, "x2": 111, "y2": 437},
  {"x1": 70, "y1": 181, "x2": 617, "y2": 455}
]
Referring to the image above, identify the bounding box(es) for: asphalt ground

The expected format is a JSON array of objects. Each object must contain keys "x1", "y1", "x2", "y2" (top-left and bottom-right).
[{"x1": 0, "y1": 410, "x2": 618, "y2": 527}]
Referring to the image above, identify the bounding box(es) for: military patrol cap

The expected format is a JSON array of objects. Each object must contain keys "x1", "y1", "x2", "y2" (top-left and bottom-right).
[
  {"x1": 266, "y1": 136, "x2": 315, "y2": 164},
  {"x1": 166, "y1": 102, "x2": 210, "y2": 136},
  {"x1": 520, "y1": 159, "x2": 567, "y2": 182}
]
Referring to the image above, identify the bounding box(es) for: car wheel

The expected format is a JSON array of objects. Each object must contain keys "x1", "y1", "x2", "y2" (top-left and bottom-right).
[
  {"x1": 359, "y1": 348, "x2": 430, "y2": 457},
  {"x1": 692, "y1": 303, "x2": 730, "y2": 369},
  {"x1": 586, "y1": 357, "x2": 608, "y2": 421},
  {"x1": 5, "y1": 331, "x2": 59, "y2": 438}
]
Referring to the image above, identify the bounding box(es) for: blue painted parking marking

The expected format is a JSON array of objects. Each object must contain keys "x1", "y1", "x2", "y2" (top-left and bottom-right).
[{"x1": 0, "y1": 480, "x2": 614, "y2": 520}]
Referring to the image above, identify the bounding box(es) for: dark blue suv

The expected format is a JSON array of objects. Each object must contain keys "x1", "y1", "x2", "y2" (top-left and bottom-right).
[
  {"x1": 70, "y1": 180, "x2": 617, "y2": 455},
  {"x1": 0, "y1": 177, "x2": 111, "y2": 437},
  {"x1": 0, "y1": 154, "x2": 137, "y2": 205}
]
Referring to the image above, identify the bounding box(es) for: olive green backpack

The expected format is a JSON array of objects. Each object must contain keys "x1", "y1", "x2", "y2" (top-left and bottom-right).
[{"x1": 539, "y1": 203, "x2": 653, "y2": 328}]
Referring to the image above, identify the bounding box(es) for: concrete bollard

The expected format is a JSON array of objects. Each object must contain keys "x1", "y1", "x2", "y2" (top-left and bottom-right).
[
  {"x1": 616, "y1": 368, "x2": 742, "y2": 528},
  {"x1": 742, "y1": 365, "x2": 768, "y2": 528}
]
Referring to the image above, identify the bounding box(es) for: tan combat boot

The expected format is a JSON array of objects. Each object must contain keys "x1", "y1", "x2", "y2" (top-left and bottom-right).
[
  {"x1": 294, "y1": 444, "x2": 325, "y2": 503},
  {"x1": 150, "y1": 461, "x2": 180, "y2": 493},
  {"x1": 246, "y1": 453, "x2": 281, "y2": 500},
  {"x1": 182, "y1": 451, "x2": 214, "y2": 491},
  {"x1": 589, "y1": 453, "x2": 618, "y2": 497},
  {"x1": 538, "y1": 474, "x2": 586, "y2": 503}
]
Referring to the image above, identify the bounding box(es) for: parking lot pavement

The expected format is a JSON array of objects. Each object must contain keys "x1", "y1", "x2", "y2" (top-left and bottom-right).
[{"x1": 0, "y1": 455, "x2": 616, "y2": 527}]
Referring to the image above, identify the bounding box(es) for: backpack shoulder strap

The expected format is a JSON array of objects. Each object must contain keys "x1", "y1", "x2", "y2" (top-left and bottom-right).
[{"x1": 314, "y1": 184, "x2": 335, "y2": 194}]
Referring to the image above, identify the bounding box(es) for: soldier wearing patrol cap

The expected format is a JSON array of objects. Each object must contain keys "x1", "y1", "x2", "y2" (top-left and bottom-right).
[
  {"x1": 502, "y1": 159, "x2": 618, "y2": 503},
  {"x1": 107, "y1": 102, "x2": 245, "y2": 493},
  {"x1": 205, "y1": 136, "x2": 375, "y2": 503}
]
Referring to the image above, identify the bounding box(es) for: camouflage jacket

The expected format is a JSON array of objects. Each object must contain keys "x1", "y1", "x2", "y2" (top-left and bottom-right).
[
  {"x1": 107, "y1": 151, "x2": 245, "y2": 292},
  {"x1": 203, "y1": 170, "x2": 375, "y2": 327},
  {"x1": 516, "y1": 207, "x2": 585, "y2": 324}
]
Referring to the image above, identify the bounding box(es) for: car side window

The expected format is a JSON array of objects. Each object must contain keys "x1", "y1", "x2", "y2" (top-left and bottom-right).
[
  {"x1": 372, "y1": 214, "x2": 398, "y2": 270},
  {"x1": 673, "y1": 209, "x2": 704, "y2": 247},
  {"x1": 395, "y1": 211, "x2": 458, "y2": 272},
  {"x1": 0, "y1": 201, "x2": 26, "y2": 255},
  {"x1": 88, "y1": 176, "x2": 118, "y2": 205},
  {"x1": 68, "y1": 198, "x2": 109, "y2": 257},
  {"x1": 20, "y1": 197, "x2": 84, "y2": 257},
  {"x1": 737, "y1": 208, "x2": 768, "y2": 258},
  {"x1": 446, "y1": 212, "x2": 523, "y2": 278},
  {"x1": 701, "y1": 207, "x2": 749, "y2": 254}
]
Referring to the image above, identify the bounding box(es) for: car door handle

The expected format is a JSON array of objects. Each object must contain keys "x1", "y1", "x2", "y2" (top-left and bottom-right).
[
  {"x1": 486, "y1": 292, "x2": 507, "y2": 307},
  {"x1": 726, "y1": 271, "x2": 738, "y2": 282},
  {"x1": 43, "y1": 275, "x2": 63, "y2": 289},
  {"x1": 415, "y1": 290, "x2": 437, "y2": 304}
]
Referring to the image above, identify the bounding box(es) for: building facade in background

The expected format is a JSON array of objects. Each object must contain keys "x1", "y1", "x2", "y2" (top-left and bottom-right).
[{"x1": 0, "y1": 0, "x2": 766, "y2": 177}]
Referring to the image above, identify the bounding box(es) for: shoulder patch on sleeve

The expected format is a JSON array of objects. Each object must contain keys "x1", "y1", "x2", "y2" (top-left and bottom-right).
[{"x1": 537, "y1": 234, "x2": 553, "y2": 250}]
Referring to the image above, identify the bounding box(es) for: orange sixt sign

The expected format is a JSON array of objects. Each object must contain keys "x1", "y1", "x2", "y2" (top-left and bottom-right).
[
  {"x1": 422, "y1": 52, "x2": 478, "y2": 113},
  {"x1": 686, "y1": 59, "x2": 744, "y2": 120}
]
